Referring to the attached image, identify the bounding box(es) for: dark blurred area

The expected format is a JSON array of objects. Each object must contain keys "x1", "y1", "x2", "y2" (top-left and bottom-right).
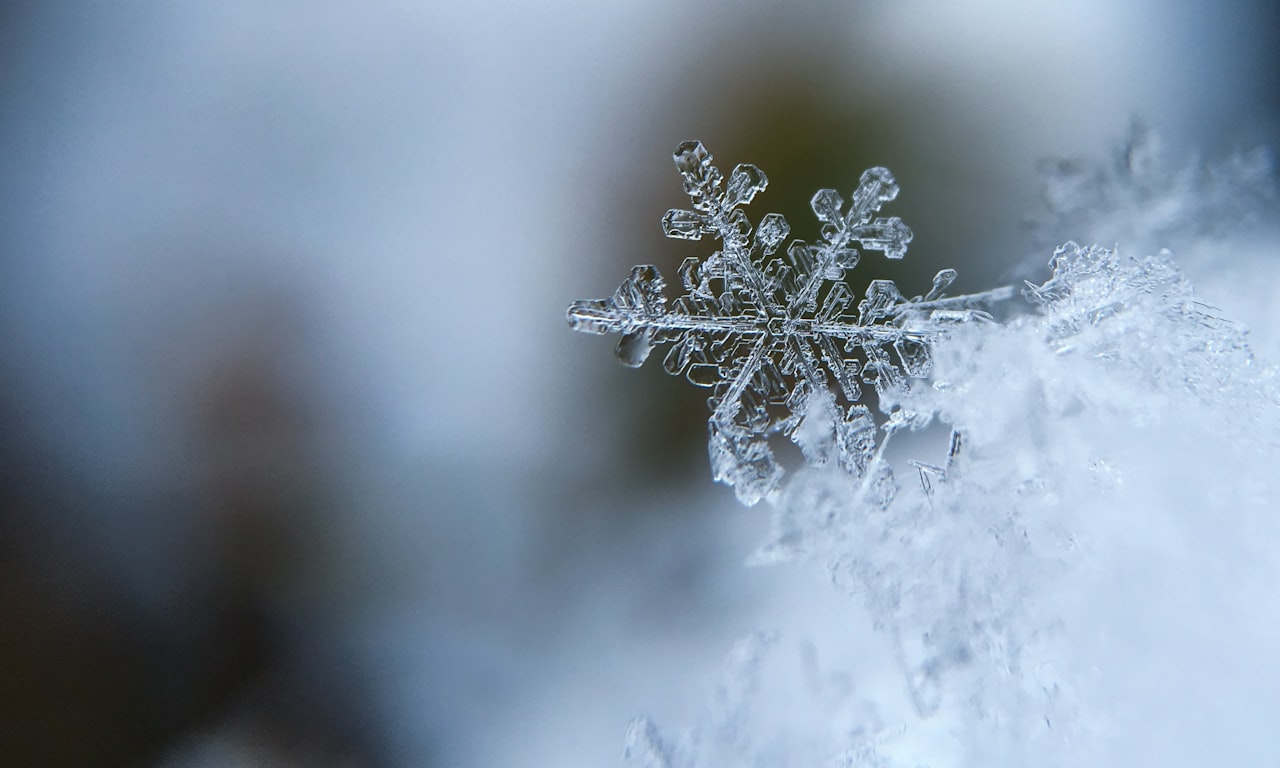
[{"x1": 2, "y1": 2, "x2": 1277, "y2": 766}]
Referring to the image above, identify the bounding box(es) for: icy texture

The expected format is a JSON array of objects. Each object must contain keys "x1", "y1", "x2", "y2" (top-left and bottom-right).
[
  {"x1": 626, "y1": 240, "x2": 1280, "y2": 768},
  {"x1": 1030, "y1": 125, "x2": 1280, "y2": 362},
  {"x1": 568, "y1": 141, "x2": 1011, "y2": 505},
  {"x1": 572, "y1": 138, "x2": 1280, "y2": 767},
  {"x1": 1026, "y1": 242, "x2": 1256, "y2": 397}
]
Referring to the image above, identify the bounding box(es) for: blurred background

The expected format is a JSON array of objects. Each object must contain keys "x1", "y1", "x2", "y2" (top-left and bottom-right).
[{"x1": 2, "y1": 1, "x2": 1277, "y2": 765}]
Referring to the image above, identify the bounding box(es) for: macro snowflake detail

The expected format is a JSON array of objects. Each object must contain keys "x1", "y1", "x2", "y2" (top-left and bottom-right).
[
  {"x1": 567, "y1": 140, "x2": 1012, "y2": 504},
  {"x1": 566, "y1": 133, "x2": 1280, "y2": 768}
]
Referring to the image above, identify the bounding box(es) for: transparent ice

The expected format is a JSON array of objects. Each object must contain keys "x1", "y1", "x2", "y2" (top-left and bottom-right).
[
  {"x1": 568, "y1": 139, "x2": 1280, "y2": 767},
  {"x1": 567, "y1": 141, "x2": 1012, "y2": 505}
]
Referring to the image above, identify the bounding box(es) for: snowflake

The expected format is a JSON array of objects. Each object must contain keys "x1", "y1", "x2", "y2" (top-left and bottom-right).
[{"x1": 568, "y1": 141, "x2": 1012, "y2": 505}]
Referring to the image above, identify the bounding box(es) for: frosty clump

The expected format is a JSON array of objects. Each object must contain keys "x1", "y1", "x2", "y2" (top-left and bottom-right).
[
  {"x1": 568, "y1": 138, "x2": 1280, "y2": 767},
  {"x1": 567, "y1": 141, "x2": 1012, "y2": 505}
]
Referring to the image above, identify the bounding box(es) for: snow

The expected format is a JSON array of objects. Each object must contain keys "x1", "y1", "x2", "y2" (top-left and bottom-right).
[{"x1": 574, "y1": 137, "x2": 1280, "y2": 767}]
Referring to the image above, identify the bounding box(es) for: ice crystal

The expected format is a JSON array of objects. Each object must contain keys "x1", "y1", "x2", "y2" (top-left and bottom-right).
[
  {"x1": 568, "y1": 141, "x2": 1011, "y2": 504},
  {"x1": 1023, "y1": 241, "x2": 1278, "y2": 430},
  {"x1": 569, "y1": 136, "x2": 1280, "y2": 768},
  {"x1": 622, "y1": 230, "x2": 1280, "y2": 767}
]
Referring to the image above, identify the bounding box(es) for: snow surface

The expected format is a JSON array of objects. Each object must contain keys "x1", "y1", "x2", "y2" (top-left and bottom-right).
[{"x1": 577, "y1": 137, "x2": 1280, "y2": 767}]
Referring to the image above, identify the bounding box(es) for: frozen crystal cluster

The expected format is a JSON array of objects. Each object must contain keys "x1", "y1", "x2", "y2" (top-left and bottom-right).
[
  {"x1": 1028, "y1": 242, "x2": 1254, "y2": 393},
  {"x1": 569, "y1": 138, "x2": 1280, "y2": 767},
  {"x1": 567, "y1": 141, "x2": 1011, "y2": 505}
]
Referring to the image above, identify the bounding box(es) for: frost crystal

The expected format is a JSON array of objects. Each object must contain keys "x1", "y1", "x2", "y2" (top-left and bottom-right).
[
  {"x1": 566, "y1": 134, "x2": 1280, "y2": 768},
  {"x1": 568, "y1": 141, "x2": 1012, "y2": 504},
  {"x1": 1024, "y1": 241, "x2": 1275, "y2": 422}
]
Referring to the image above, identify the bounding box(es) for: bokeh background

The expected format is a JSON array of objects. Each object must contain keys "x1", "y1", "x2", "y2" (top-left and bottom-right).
[{"x1": 2, "y1": 1, "x2": 1277, "y2": 765}]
